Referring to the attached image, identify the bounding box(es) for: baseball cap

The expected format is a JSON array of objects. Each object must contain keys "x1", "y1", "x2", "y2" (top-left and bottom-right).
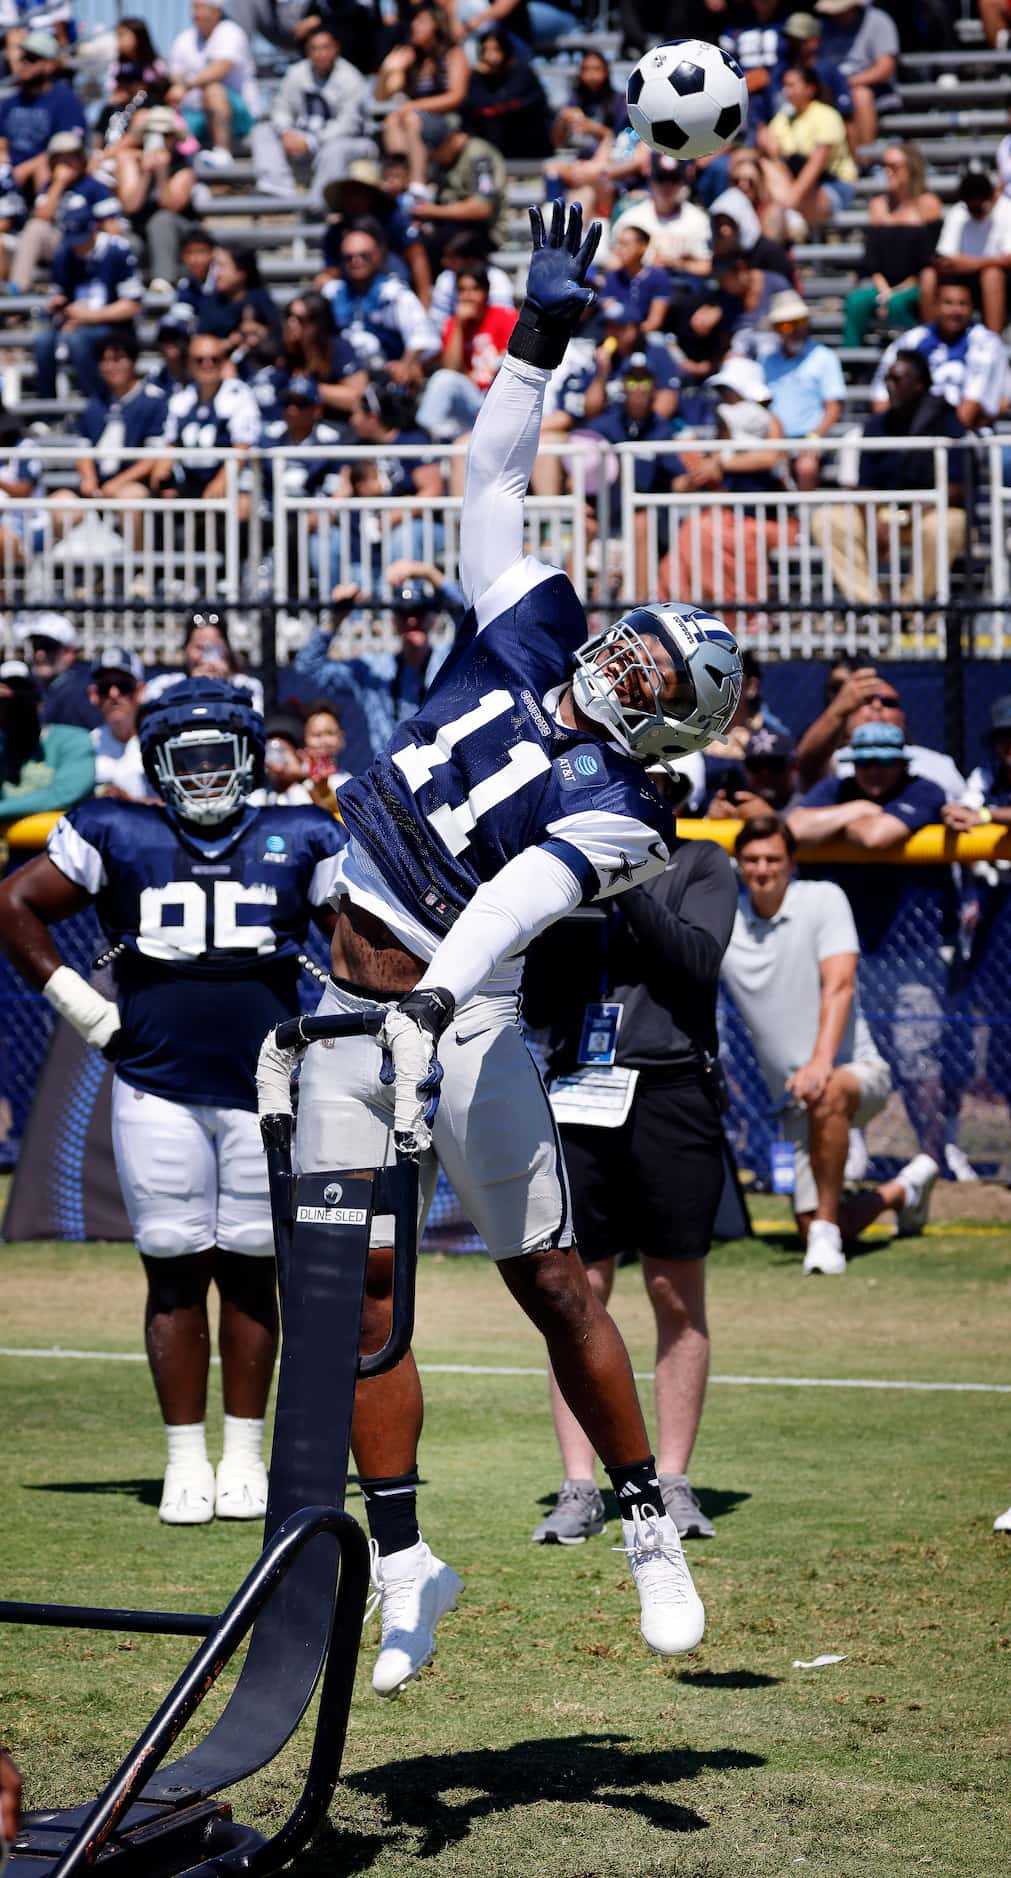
[
  {"x1": 420, "y1": 112, "x2": 460, "y2": 151},
  {"x1": 284, "y1": 372, "x2": 320, "y2": 405},
  {"x1": 0, "y1": 657, "x2": 35, "y2": 688},
  {"x1": 602, "y1": 291, "x2": 637, "y2": 323},
  {"x1": 21, "y1": 27, "x2": 61, "y2": 58},
  {"x1": 988, "y1": 694, "x2": 1011, "y2": 735},
  {"x1": 767, "y1": 289, "x2": 810, "y2": 325},
  {"x1": 14, "y1": 610, "x2": 78, "y2": 649},
  {"x1": 623, "y1": 350, "x2": 656, "y2": 382},
  {"x1": 960, "y1": 164, "x2": 993, "y2": 200},
  {"x1": 745, "y1": 728, "x2": 795, "y2": 765},
  {"x1": 93, "y1": 644, "x2": 144, "y2": 685},
  {"x1": 48, "y1": 130, "x2": 85, "y2": 156},
  {"x1": 61, "y1": 203, "x2": 96, "y2": 243},
  {"x1": 390, "y1": 578, "x2": 438, "y2": 613},
  {"x1": 837, "y1": 722, "x2": 908, "y2": 765},
  {"x1": 784, "y1": 10, "x2": 821, "y2": 33},
  {"x1": 816, "y1": 0, "x2": 867, "y2": 13},
  {"x1": 708, "y1": 355, "x2": 772, "y2": 402},
  {"x1": 323, "y1": 158, "x2": 388, "y2": 216}
]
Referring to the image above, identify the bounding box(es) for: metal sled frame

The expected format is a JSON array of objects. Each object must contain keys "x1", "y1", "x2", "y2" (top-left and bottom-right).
[{"x1": 1, "y1": 1010, "x2": 414, "y2": 1877}]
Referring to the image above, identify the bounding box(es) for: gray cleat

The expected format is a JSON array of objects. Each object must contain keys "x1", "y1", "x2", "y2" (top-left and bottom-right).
[
  {"x1": 532, "y1": 1478, "x2": 606, "y2": 1544},
  {"x1": 659, "y1": 1474, "x2": 716, "y2": 1539}
]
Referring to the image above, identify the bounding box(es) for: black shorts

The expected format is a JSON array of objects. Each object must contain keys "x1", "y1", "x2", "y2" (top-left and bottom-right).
[{"x1": 560, "y1": 1069, "x2": 725, "y2": 1265}]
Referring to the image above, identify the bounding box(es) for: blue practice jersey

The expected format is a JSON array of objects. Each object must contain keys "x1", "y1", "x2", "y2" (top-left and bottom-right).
[
  {"x1": 338, "y1": 559, "x2": 675, "y2": 943},
  {"x1": 47, "y1": 799, "x2": 344, "y2": 1110}
]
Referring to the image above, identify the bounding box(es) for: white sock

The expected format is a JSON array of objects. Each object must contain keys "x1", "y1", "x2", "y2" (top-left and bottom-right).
[
  {"x1": 165, "y1": 1422, "x2": 209, "y2": 1468},
  {"x1": 221, "y1": 1414, "x2": 265, "y2": 1466}
]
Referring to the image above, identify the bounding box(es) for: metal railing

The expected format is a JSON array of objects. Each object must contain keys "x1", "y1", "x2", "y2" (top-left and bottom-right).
[{"x1": 0, "y1": 434, "x2": 1007, "y2": 662}]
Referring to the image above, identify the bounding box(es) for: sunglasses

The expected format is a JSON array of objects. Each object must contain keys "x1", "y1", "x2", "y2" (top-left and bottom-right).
[
  {"x1": 192, "y1": 353, "x2": 223, "y2": 365},
  {"x1": 869, "y1": 693, "x2": 900, "y2": 707},
  {"x1": 96, "y1": 673, "x2": 136, "y2": 697}
]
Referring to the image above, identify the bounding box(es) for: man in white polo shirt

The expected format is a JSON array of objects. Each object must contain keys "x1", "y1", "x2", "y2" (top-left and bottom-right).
[{"x1": 720, "y1": 814, "x2": 938, "y2": 1274}]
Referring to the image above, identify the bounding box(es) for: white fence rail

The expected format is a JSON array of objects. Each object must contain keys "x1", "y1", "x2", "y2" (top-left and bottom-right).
[{"x1": 0, "y1": 435, "x2": 1006, "y2": 663}]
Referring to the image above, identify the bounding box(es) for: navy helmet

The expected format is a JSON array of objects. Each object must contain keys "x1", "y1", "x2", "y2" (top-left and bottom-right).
[{"x1": 139, "y1": 677, "x2": 265, "y2": 825}]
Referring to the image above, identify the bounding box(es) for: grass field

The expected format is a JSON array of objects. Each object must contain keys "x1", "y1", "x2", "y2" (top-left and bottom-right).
[{"x1": 2, "y1": 1204, "x2": 1010, "y2": 1877}]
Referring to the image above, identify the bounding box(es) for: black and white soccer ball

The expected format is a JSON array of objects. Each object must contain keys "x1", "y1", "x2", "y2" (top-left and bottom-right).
[{"x1": 626, "y1": 39, "x2": 748, "y2": 160}]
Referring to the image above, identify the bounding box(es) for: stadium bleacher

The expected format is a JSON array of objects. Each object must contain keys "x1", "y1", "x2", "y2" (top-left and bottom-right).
[{"x1": 0, "y1": 4, "x2": 1007, "y2": 658}]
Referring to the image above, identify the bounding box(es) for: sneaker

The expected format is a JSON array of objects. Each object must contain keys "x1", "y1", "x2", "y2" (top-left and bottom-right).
[
  {"x1": 944, "y1": 1143, "x2": 979, "y2": 1184},
  {"x1": 531, "y1": 1479, "x2": 606, "y2": 1544},
  {"x1": 369, "y1": 1539, "x2": 462, "y2": 1698},
  {"x1": 159, "y1": 1458, "x2": 215, "y2": 1525},
  {"x1": 844, "y1": 1127, "x2": 868, "y2": 1183},
  {"x1": 659, "y1": 1474, "x2": 715, "y2": 1539},
  {"x1": 896, "y1": 1154, "x2": 939, "y2": 1236},
  {"x1": 197, "y1": 147, "x2": 233, "y2": 172},
  {"x1": 618, "y1": 1504, "x2": 705, "y2": 1655},
  {"x1": 994, "y1": 1504, "x2": 1011, "y2": 1533},
  {"x1": 215, "y1": 1454, "x2": 268, "y2": 1521},
  {"x1": 803, "y1": 1219, "x2": 847, "y2": 1276}
]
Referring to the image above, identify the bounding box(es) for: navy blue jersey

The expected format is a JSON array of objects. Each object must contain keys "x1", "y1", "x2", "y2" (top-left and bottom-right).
[
  {"x1": 339, "y1": 559, "x2": 674, "y2": 942},
  {"x1": 47, "y1": 799, "x2": 344, "y2": 1110},
  {"x1": 80, "y1": 381, "x2": 168, "y2": 478},
  {"x1": 51, "y1": 231, "x2": 143, "y2": 309}
]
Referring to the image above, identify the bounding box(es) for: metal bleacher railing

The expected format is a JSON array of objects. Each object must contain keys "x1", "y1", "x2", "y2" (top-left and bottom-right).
[{"x1": 2, "y1": 433, "x2": 1009, "y2": 664}]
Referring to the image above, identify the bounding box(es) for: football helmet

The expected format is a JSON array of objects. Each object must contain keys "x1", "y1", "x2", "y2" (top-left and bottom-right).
[
  {"x1": 139, "y1": 677, "x2": 264, "y2": 825},
  {"x1": 572, "y1": 602, "x2": 742, "y2": 762}
]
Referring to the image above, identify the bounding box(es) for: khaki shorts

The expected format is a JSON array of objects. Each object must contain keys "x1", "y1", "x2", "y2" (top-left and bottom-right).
[{"x1": 784, "y1": 1056, "x2": 891, "y2": 1217}]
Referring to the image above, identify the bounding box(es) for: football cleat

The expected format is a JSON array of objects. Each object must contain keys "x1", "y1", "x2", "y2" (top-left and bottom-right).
[
  {"x1": 160, "y1": 1458, "x2": 216, "y2": 1526},
  {"x1": 215, "y1": 1454, "x2": 269, "y2": 1521},
  {"x1": 369, "y1": 1538, "x2": 462, "y2": 1697},
  {"x1": 618, "y1": 1503, "x2": 705, "y2": 1654}
]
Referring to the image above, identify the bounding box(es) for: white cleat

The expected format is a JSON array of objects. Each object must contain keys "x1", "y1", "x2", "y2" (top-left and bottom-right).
[
  {"x1": 802, "y1": 1219, "x2": 847, "y2": 1276},
  {"x1": 993, "y1": 1505, "x2": 1011, "y2": 1533},
  {"x1": 619, "y1": 1504, "x2": 705, "y2": 1656},
  {"x1": 215, "y1": 1455, "x2": 269, "y2": 1521},
  {"x1": 159, "y1": 1458, "x2": 216, "y2": 1525},
  {"x1": 369, "y1": 1539, "x2": 462, "y2": 1698},
  {"x1": 896, "y1": 1154, "x2": 940, "y2": 1236}
]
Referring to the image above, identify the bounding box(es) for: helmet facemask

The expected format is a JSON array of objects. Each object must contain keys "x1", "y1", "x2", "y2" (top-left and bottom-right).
[
  {"x1": 572, "y1": 605, "x2": 741, "y2": 762},
  {"x1": 150, "y1": 725, "x2": 254, "y2": 825}
]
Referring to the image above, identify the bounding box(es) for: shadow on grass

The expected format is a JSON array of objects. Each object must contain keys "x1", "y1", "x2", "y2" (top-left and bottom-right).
[
  {"x1": 26, "y1": 1478, "x2": 163, "y2": 1508},
  {"x1": 678, "y1": 1667, "x2": 780, "y2": 1689},
  {"x1": 302, "y1": 1734, "x2": 764, "y2": 1871}
]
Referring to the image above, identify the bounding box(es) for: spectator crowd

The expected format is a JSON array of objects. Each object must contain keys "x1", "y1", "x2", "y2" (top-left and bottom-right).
[
  {"x1": 0, "y1": 0, "x2": 1009, "y2": 1205},
  {"x1": 0, "y1": 1, "x2": 1005, "y2": 624}
]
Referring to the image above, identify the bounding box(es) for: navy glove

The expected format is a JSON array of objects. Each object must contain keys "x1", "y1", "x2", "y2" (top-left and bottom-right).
[
  {"x1": 508, "y1": 200, "x2": 602, "y2": 372},
  {"x1": 378, "y1": 986, "x2": 455, "y2": 1158}
]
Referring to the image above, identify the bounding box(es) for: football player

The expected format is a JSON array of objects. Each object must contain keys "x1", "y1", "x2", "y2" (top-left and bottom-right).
[
  {"x1": 0, "y1": 680, "x2": 344, "y2": 1526},
  {"x1": 261, "y1": 203, "x2": 743, "y2": 1694}
]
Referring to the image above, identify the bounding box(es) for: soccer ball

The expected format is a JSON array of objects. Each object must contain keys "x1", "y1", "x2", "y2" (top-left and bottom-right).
[{"x1": 626, "y1": 39, "x2": 748, "y2": 160}]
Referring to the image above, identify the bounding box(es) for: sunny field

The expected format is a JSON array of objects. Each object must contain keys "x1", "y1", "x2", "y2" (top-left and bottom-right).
[{"x1": 1, "y1": 1202, "x2": 1010, "y2": 1877}]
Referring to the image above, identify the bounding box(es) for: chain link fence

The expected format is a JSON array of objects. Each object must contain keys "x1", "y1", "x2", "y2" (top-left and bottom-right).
[{"x1": 2, "y1": 866, "x2": 1008, "y2": 1219}]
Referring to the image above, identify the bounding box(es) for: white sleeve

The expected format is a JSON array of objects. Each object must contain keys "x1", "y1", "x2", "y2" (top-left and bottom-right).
[
  {"x1": 309, "y1": 851, "x2": 344, "y2": 905},
  {"x1": 46, "y1": 816, "x2": 106, "y2": 894},
  {"x1": 395, "y1": 282, "x2": 441, "y2": 359},
  {"x1": 417, "y1": 844, "x2": 584, "y2": 1008},
  {"x1": 813, "y1": 882, "x2": 859, "y2": 963},
  {"x1": 869, "y1": 335, "x2": 899, "y2": 404},
  {"x1": 459, "y1": 352, "x2": 551, "y2": 608},
  {"x1": 934, "y1": 206, "x2": 962, "y2": 260}
]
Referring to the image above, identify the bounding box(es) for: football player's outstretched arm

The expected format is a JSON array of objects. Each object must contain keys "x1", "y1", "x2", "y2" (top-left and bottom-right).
[{"x1": 459, "y1": 202, "x2": 600, "y2": 608}]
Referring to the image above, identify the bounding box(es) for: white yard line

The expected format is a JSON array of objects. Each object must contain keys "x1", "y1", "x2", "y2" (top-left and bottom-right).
[{"x1": 0, "y1": 1347, "x2": 1008, "y2": 1394}]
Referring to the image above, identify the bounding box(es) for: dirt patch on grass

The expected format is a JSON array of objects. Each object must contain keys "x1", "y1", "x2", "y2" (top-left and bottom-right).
[{"x1": 927, "y1": 1181, "x2": 1011, "y2": 1224}]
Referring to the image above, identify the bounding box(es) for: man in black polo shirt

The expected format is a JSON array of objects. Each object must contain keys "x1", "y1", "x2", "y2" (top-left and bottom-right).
[{"x1": 523, "y1": 768, "x2": 737, "y2": 1543}]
